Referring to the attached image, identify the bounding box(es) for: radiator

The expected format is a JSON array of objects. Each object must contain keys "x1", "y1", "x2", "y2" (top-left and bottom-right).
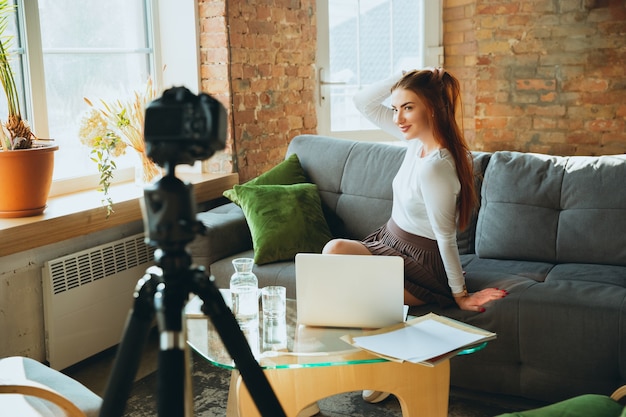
[{"x1": 42, "y1": 233, "x2": 155, "y2": 370}]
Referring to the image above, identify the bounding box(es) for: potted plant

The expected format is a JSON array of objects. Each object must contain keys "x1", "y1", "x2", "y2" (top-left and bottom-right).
[{"x1": 0, "y1": 0, "x2": 57, "y2": 218}]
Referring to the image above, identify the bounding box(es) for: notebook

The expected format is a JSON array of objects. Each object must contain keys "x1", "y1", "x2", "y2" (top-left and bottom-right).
[{"x1": 295, "y1": 253, "x2": 405, "y2": 329}]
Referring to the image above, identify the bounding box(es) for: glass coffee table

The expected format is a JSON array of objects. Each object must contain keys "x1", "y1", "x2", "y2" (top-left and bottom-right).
[{"x1": 186, "y1": 298, "x2": 484, "y2": 417}]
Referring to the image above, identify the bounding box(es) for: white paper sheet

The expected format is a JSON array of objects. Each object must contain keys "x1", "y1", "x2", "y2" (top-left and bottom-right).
[{"x1": 351, "y1": 318, "x2": 488, "y2": 363}]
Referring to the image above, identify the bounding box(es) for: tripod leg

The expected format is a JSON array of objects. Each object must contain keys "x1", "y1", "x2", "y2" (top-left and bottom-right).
[
  {"x1": 192, "y1": 272, "x2": 287, "y2": 417},
  {"x1": 154, "y1": 275, "x2": 188, "y2": 417},
  {"x1": 98, "y1": 273, "x2": 158, "y2": 417}
]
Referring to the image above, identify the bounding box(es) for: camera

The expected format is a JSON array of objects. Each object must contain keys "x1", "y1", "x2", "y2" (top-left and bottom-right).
[{"x1": 144, "y1": 86, "x2": 227, "y2": 167}]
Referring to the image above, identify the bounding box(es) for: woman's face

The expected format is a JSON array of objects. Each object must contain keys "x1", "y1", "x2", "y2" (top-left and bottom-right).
[{"x1": 391, "y1": 88, "x2": 431, "y2": 140}]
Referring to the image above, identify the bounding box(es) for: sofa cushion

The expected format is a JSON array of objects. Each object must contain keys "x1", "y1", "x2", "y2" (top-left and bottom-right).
[
  {"x1": 557, "y1": 154, "x2": 626, "y2": 265},
  {"x1": 286, "y1": 135, "x2": 405, "y2": 239},
  {"x1": 475, "y1": 152, "x2": 626, "y2": 266},
  {"x1": 223, "y1": 153, "x2": 307, "y2": 204},
  {"x1": 229, "y1": 183, "x2": 332, "y2": 265},
  {"x1": 475, "y1": 152, "x2": 565, "y2": 262}
]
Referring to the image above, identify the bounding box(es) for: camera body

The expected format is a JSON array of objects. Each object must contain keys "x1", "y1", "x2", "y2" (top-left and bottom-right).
[{"x1": 144, "y1": 86, "x2": 227, "y2": 166}]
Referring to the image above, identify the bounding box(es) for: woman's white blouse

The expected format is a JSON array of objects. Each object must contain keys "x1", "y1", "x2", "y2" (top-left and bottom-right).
[{"x1": 353, "y1": 73, "x2": 466, "y2": 294}]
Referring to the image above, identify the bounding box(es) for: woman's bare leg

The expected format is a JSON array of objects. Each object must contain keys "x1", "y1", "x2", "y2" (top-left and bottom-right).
[
  {"x1": 322, "y1": 238, "x2": 371, "y2": 255},
  {"x1": 404, "y1": 290, "x2": 426, "y2": 306}
]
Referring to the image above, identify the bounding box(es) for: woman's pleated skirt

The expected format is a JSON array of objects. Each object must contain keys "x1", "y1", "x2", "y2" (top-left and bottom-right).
[{"x1": 362, "y1": 218, "x2": 455, "y2": 307}]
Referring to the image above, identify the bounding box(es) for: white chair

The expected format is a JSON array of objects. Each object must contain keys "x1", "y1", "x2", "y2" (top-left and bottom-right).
[{"x1": 0, "y1": 356, "x2": 102, "y2": 417}]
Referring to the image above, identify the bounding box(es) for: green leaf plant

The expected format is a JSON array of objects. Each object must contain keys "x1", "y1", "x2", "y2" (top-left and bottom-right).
[{"x1": 0, "y1": 0, "x2": 35, "y2": 150}]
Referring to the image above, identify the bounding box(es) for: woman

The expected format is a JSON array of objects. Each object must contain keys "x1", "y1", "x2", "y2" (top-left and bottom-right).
[
  {"x1": 315, "y1": 68, "x2": 509, "y2": 411},
  {"x1": 323, "y1": 68, "x2": 507, "y2": 312}
]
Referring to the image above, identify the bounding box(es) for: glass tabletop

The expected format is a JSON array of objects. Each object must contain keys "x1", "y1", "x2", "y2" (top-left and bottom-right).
[{"x1": 186, "y1": 297, "x2": 486, "y2": 371}]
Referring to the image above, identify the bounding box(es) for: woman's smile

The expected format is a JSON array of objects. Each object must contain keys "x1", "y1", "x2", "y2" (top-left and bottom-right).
[{"x1": 398, "y1": 124, "x2": 411, "y2": 133}]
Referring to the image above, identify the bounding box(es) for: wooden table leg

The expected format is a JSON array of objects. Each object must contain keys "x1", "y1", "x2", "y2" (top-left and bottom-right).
[
  {"x1": 226, "y1": 370, "x2": 240, "y2": 417},
  {"x1": 233, "y1": 359, "x2": 450, "y2": 417}
]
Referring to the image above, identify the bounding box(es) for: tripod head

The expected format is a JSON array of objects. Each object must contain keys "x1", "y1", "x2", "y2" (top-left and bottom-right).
[{"x1": 140, "y1": 86, "x2": 227, "y2": 253}]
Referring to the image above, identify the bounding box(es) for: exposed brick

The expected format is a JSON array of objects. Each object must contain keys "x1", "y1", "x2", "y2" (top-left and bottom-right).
[
  {"x1": 235, "y1": 110, "x2": 257, "y2": 125},
  {"x1": 526, "y1": 105, "x2": 567, "y2": 117},
  {"x1": 202, "y1": 78, "x2": 230, "y2": 94},
  {"x1": 519, "y1": 1, "x2": 556, "y2": 13},
  {"x1": 479, "y1": 40, "x2": 513, "y2": 55},
  {"x1": 601, "y1": 132, "x2": 626, "y2": 148},
  {"x1": 200, "y1": 63, "x2": 227, "y2": 80},
  {"x1": 566, "y1": 131, "x2": 602, "y2": 145},
  {"x1": 587, "y1": 118, "x2": 625, "y2": 132},
  {"x1": 445, "y1": 17, "x2": 474, "y2": 32},
  {"x1": 476, "y1": 3, "x2": 520, "y2": 15},
  {"x1": 448, "y1": 42, "x2": 477, "y2": 56},
  {"x1": 508, "y1": 116, "x2": 533, "y2": 130},
  {"x1": 533, "y1": 117, "x2": 558, "y2": 130},
  {"x1": 516, "y1": 79, "x2": 557, "y2": 91},
  {"x1": 478, "y1": 15, "x2": 508, "y2": 29},
  {"x1": 256, "y1": 4, "x2": 272, "y2": 20},
  {"x1": 557, "y1": 118, "x2": 584, "y2": 131},
  {"x1": 198, "y1": 1, "x2": 225, "y2": 17},
  {"x1": 476, "y1": 117, "x2": 509, "y2": 129},
  {"x1": 480, "y1": 128, "x2": 517, "y2": 143},
  {"x1": 443, "y1": 0, "x2": 625, "y2": 156},
  {"x1": 204, "y1": 47, "x2": 229, "y2": 63},
  {"x1": 547, "y1": 142, "x2": 578, "y2": 156},
  {"x1": 540, "y1": 92, "x2": 557, "y2": 102},
  {"x1": 507, "y1": 14, "x2": 532, "y2": 26},
  {"x1": 512, "y1": 90, "x2": 540, "y2": 104},
  {"x1": 444, "y1": 0, "x2": 475, "y2": 7},
  {"x1": 444, "y1": 5, "x2": 467, "y2": 21}
]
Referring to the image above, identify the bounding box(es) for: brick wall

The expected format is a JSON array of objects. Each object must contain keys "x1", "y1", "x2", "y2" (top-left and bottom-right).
[
  {"x1": 199, "y1": 0, "x2": 626, "y2": 182},
  {"x1": 198, "y1": 0, "x2": 233, "y2": 174},
  {"x1": 444, "y1": 0, "x2": 626, "y2": 155},
  {"x1": 198, "y1": 0, "x2": 317, "y2": 182}
]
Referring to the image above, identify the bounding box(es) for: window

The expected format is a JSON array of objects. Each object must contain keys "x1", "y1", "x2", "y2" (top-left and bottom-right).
[
  {"x1": 3, "y1": 0, "x2": 200, "y2": 195},
  {"x1": 316, "y1": 0, "x2": 442, "y2": 140}
]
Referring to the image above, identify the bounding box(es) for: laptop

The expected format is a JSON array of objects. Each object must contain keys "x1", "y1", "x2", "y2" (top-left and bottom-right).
[{"x1": 295, "y1": 253, "x2": 405, "y2": 329}]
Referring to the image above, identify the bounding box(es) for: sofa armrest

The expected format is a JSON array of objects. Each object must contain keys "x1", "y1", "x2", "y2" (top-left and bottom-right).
[{"x1": 189, "y1": 202, "x2": 252, "y2": 270}]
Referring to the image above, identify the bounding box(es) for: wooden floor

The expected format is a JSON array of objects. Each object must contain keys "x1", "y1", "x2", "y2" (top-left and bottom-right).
[{"x1": 62, "y1": 327, "x2": 160, "y2": 397}]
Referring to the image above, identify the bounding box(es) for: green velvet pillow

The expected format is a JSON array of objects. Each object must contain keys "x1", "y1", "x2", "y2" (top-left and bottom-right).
[
  {"x1": 231, "y1": 183, "x2": 332, "y2": 265},
  {"x1": 496, "y1": 394, "x2": 624, "y2": 417},
  {"x1": 223, "y1": 153, "x2": 307, "y2": 204}
]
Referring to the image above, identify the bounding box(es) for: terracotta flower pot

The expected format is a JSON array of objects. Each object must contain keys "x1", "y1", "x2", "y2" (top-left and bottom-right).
[{"x1": 0, "y1": 144, "x2": 58, "y2": 218}]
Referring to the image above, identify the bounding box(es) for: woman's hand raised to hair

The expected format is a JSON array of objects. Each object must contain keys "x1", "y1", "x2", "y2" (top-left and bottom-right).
[{"x1": 455, "y1": 288, "x2": 508, "y2": 312}]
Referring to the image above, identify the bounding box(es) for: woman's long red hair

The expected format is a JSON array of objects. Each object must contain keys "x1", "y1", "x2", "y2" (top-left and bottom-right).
[{"x1": 392, "y1": 69, "x2": 477, "y2": 231}]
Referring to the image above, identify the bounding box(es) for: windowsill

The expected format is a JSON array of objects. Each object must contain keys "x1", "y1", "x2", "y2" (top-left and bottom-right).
[{"x1": 0, "y1": 172, "x2": 239, "y2": 257}]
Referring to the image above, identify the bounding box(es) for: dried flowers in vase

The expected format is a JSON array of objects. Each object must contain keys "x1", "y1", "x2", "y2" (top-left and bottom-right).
[{"x1": 79, "y1": 78, "x2": 161, "y2": 217}]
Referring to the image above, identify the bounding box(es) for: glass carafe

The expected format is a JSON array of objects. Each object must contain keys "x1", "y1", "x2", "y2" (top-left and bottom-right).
[{"x1": 229, "y1": 258, "x2": 259, "y2": 328}]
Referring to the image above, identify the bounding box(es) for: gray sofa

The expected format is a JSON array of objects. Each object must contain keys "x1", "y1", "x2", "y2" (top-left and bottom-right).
[{"x1": 189, "y1": 134, "x2": 626, "y2": 404}]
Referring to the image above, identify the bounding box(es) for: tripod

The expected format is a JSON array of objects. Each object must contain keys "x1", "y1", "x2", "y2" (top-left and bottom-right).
[{"x1": 97, "y1": 163, "x2": 286, "y2": 417}]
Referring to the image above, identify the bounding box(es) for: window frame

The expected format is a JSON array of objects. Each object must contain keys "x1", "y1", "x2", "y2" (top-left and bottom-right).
[
  {"x1": 14, "y1": 0, "x2": 201, "y2": 197},
  {"x1": 316, "y1": 0, "x2": 443, "y2": 141}
]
